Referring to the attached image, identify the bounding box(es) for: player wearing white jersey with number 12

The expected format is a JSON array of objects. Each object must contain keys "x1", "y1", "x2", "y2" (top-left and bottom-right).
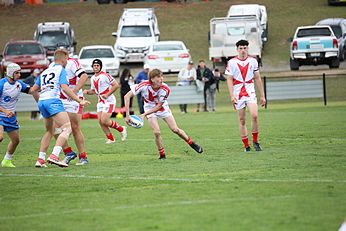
[
  {"x1": 83, "y1": 59, "x2": 127, "y2": 144},
  {"x1": 31, "y1": 49, "x2": 90, "y2": 168},
  {"x1": 124, "y1": 69, "x2": 203, "y2": 160},
  {"x1": 225, "y1": 39, "x2": 266, "y2": 152}
]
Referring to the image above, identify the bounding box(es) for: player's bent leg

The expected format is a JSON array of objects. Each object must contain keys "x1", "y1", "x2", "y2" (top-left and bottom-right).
[
  {"x1": 0, "y1": 125, "x2": 4, "y2": 142},
  {"x1": 68, "y1": 112, "x2": 85, "y2": 154},
  {"x1": 163, "y1": 116, "x2": 203, "y2": 154},
  {"x1": 7, "y1": 129, "x2": 20, "y2": 154}
]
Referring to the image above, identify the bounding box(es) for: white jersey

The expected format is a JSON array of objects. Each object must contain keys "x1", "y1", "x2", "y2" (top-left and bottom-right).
[
  {"x1": 0, "y1": 78, "x2": 29, "y2": 116},
  {"x1": 36, "y1": 64, "x2": 69, "y2": 100},
  {"x1": 50, "y1": 57, "x2": 86, "y2": 99},
  {"x1": 225, "y1": 56, "x2": 259, "y2": 100},
  {"x1": 90, "y1": 71, "x2": 116, "y2": 104},
  {"x1": 130, "y1": 80, "x2": 170, "y2": 113}
]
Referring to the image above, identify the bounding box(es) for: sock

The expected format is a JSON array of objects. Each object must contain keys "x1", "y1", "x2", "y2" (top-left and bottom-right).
[
  {"x1": 52, "y1": 146, "x2": 62, "y2": 157},
  {"x1": 252, "y1": 131, "x2": 259, "y2": 143},
  {"x1": 38, "y1": 152, "x2": 46, "y2": 160},
  {"x1": 158, "y1": 147, "x2": 165, "y2": 157},
  {"x1": 241, "y1": 136, "x2": 249, "y2": 148},
  {"x1": 4, "y1": 152, "x2": 13, "y2": 160},
  {"x1": 79, "y1": 152, "x2": 87, "y2": 159},
  {"x1": 63, "y1": 147, "x2": 73, "y2": 155},
  {"x1": 110, "y1": 121, "x2": 124, "y2": 132},
  {"x1": 186, "y1": 137, "x2": 193, "y2": 145},
  {"x1": 106, "y1": 133, "x2": 115, "y2": 141}
]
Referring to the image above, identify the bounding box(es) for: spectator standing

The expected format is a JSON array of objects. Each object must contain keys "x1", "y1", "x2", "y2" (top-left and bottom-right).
[
  {"x1": 135, "y1": 64, "x2": 150, "y2": 114},
  {"x1": 23, "y1": 68, "x2": 41, "y2": 120},
  {"x1": 119, "y1": 68, "x2": 134, "y2": 116},
  {"x1": 177, "y1": 60, "x2": 196, "y2": 113},
  {"x1": 196, "y1": 60, "x2": 213, "y2": 112},
  {"x1": 207, "y1": 68, "x2": 226, "y2": 112}
]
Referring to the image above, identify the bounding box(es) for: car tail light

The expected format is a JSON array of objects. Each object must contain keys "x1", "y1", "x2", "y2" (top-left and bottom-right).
[
  {"x1": 212, "y1": 58, "x2": 222, "y2": 63},
  {"x1": 333, "y1": 38, "x2": 338, "y2": 48},
  {"x1": 292, "y1": 40, "x2": 297, "y2": 50},
  {"x1": 147, "y1": 55, "x2": 159, "y2": 60},
  {"x1": 179, "y1": 53, "x2": 190, "y2": 58}
]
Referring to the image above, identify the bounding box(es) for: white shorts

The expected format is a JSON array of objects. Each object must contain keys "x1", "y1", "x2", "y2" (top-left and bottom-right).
[
  {"x1": 62, "y1": 98, "x2": 84, "y2": 114},
  {"x1": 234, "y1": 97, "x2": 257, "y2": 110},
  {"x1": 146, "y1": 107, "x2": 172, "y2": 119},
  {"x1": 97, "y1": 102, "x2": 116, "y2": 114}
]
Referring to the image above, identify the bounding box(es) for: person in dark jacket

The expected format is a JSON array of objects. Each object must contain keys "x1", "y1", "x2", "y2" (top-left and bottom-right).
[
  {"x1": 119, "y1": 68, "x2": 134, "y2": 116},
  {"x1": 196, "y1": 60, "x2": 213, "y2": 112}
]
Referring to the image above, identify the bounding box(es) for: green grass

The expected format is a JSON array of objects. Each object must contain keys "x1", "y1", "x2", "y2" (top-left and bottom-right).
[
  {"x1": 1, "y1": 0, "x2": 346, "y2": 67},
  {"x1": 1, "y1": 98, "x2": 346, "y2": 230}
]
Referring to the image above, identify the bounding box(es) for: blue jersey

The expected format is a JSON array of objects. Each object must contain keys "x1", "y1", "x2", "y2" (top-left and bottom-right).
[
  {"x1": 0, "y1": 78, "x2": 29, "y2": 117},
  {"x1": 35, "y1": 64, "x2": 69, "y2": 100}
]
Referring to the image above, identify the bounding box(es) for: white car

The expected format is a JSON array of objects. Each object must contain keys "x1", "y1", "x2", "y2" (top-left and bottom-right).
[
  {"x1": 144, "y1": 41, "x2": 191, "y2": 73},
  {"x1": 78, "y1": 45, "x2": 120, "y2": 77}
]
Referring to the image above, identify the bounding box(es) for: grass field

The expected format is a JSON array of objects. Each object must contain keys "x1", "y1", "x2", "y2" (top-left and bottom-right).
[
  {"x1": 1, "y1": 96, "x2": 346, "y2": 230},
  {"x1": 1, "y1": 0, "x2": 346, "y2": 67}
]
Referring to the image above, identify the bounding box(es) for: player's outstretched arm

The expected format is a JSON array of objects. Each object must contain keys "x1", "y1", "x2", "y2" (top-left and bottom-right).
[
  {"x1": 74, "y1": 73, "x2": 89, "y2": 94},
  {"x1": 61, "y1": 84, "x2": 90, "y2": 106},
  {"x1": 141, "y1": 102, "x2": 164, "y2": 118}
]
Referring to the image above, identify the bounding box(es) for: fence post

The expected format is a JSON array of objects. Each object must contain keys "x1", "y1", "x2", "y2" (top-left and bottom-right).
[
  {"x1": 263, "y1": 76, "x2": 267, "y2": 109},
  {"x1": 322, "y1": 73, "x2": 327, "y2": 106}
]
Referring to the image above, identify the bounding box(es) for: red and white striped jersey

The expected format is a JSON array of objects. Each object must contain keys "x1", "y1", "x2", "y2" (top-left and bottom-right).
[
  {"x1": 130, "y1": 80, "x2": 170, "y2": 112},
  {"x1": 90, "y1": 71, "x2": 116, "y2": 104},
  {"x1": 225, "y1": 56, "x2": 259, "y2": 100}
]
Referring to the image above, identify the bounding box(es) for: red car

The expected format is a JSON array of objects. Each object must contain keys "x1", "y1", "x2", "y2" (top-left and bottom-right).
[{"x1": 0, "y1": 40, "x2": 49, "y2": 78}]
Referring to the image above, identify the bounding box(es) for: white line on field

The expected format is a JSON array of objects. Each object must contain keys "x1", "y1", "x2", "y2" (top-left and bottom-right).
[
  {"x1": 0, "y1": 173, "x2": 345, "y2": 184},
  {"x1": 0, "y1": 195, "x2": 292, "y2": 220}
]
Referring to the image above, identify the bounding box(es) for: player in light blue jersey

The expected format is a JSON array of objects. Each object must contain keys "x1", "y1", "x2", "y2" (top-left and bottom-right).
[
  {"x1": 30, "y1": 49, "x2": 90, "y2": 168},
  {"x1": 0, "y1": 63, "x2": 39, "y2": 168}
]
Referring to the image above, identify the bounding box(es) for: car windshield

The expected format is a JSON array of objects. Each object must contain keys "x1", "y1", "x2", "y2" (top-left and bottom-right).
[
  {"x1": 37, "y1": 31, "x2": 70, "y2": 47},
  {"x1": 120, "y1": 26, "x2": 152, "y2": 37},
  {"x1": 80, "y1": 48, "x2": 115, "y2": 59},
  {"x1": 227, "y1": 27, "x2": 245, "y2": 35},
  {"x1": 297, "y1": 28, "x2": 332, "y2": 37},
  {"x1": 330, "y1": 25, "x2": 342, "y2": 38},
  {"x1": 5, "y1": 43, "x2": 44, "y2": 55},
  {"x1": 153, "y1": 44, "x2": 184, "y2": 51}
]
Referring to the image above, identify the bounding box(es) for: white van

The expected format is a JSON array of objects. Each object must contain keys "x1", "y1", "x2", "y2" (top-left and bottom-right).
[
  {"x1": 112, "y1": 8, "x2": 160, "y2": 63},
  {"x1": 227, "y1": 4, "x2": 268, "y2": 43}
]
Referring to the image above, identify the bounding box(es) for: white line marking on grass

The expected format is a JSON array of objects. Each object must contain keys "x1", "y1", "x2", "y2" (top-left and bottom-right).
[
  {"x1": 0, "y1": 195, "x2": 293, "y2": 220},
  {"x1": 1, "y1": 173, "x2": 345, "y2": 184}
]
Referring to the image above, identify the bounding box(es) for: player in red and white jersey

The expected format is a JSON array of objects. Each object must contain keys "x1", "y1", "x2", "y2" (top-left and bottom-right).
[
  {"x1": 83, "y1": 59, "x2": 127, "y2": 144},
  {"x1": 225, "y1": 39, "x2": 266, "y2": 152},
  {"x1": 124, "y1": 69, "x2": 203, "y2": 159}
]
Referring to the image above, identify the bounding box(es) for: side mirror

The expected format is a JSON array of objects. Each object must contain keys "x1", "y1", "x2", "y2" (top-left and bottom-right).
[
  {"x1": 287, "y1": 37, "x2": 293, "y2": 42},
  {"x1": 112, "y1": 32, "x2": 117, "y2": 37}
]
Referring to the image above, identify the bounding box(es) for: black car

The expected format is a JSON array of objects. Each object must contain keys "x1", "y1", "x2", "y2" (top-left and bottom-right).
[{"x1": 316, "y1": 18, "x2": 346, "y2": 60}]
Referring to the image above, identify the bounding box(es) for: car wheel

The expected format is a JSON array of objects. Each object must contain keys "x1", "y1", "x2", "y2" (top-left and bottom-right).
[
  {"x1": 113, "y1": 0, "x2": 127, "y2": 3},
  {"x1": 97, "y1": 0, "x2": 110, "y2": 4},
  {"x1": 339, "y1": 47, "x2": 345, "y2": 61},
  {"x1": 290, "y1": 58, "x2": 299, "y2": 71},
  {"x1": 329, "y1": 57, "x2": 340, "y2": 68}
]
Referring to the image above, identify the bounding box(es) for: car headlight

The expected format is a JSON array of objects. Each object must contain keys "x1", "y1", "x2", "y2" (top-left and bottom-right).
[{"x1": 116, "y1": 49, "x2": 126, "y2": 57}]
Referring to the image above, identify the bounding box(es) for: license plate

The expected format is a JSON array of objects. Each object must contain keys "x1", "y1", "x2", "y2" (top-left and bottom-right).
[
  {"x1": 310, "y1": 52, "x2": 320, "y2": 57},
  {"x1": 129, "y1": 55, "x2": 141, "y2": 60},
  {"x1": 164, "y1": 57, "x2": 173, "y2": 61},
  {"x1": 310, "y1": 44, "x2": 323, "y2": 49},
  {"x1": 21, "y1": 69, "x2": 31, "y2": 73}
]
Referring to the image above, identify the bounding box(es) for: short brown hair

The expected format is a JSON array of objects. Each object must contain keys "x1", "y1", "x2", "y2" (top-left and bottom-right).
[
  {"x1": 148, "y1": 69, "x2": 162, "y2": 83},
  {"x1": 54, "y1": 49, "x2": 68, "y2": 62}
]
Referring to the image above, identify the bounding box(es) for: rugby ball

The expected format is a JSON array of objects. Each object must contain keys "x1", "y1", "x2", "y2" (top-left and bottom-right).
[{"x1": 129, "y1": 115, "x2": 144, "y2": 129}]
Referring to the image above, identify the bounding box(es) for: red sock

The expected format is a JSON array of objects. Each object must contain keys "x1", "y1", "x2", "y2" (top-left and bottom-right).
[
  {"x1": 241, "y1": 136, "x2": 249, "y2": 147},
  {"x1": 252, "y1": 131, "x2": 258, "y2": 143},
  {"x1": 159, "y1": 147, "x2": 165, "y2": 157},
  {"x1": 79, "y1": 152, "x2": 87, "y2": 159},
  {"x1": 106, "y1": 133, "x2": 115, "y2": 141},
  {"x1": 63, "y1": 147, "x2": 73, "y2": 155},
  {"x1": 110, "y1": 121, "x2": 124, "y2": 132},
  {"x1": 186, "y1": 137, "x2": 193, "y2": 145}
]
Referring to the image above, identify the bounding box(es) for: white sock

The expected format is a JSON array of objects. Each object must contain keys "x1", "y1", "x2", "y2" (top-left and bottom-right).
[
  {"x1": 4, "y1": 152, "x2": 13, "y2": 160},
  {"x1": 38, "y1": 152, "x2": 46, "y2": 160},
  {"x1": 52, "y1": 146, "x2": 62, "y2": 157}
]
